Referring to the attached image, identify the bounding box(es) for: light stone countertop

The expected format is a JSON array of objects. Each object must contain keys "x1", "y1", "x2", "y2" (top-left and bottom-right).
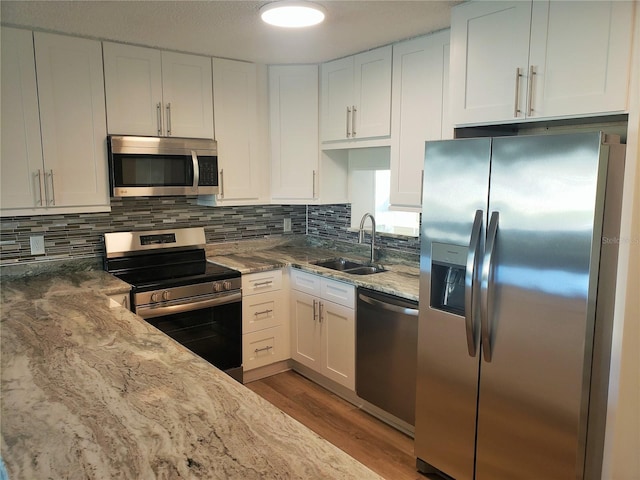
[
  {"x1": 206, "y1": 238, "x2": 420, "y2": 302},
  {"x1": 0, "y1": 270, "x2": 384, "y2": 479}
]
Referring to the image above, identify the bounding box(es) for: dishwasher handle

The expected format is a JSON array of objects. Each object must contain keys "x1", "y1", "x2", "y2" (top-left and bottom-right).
[{"x1": 358, "y1": 292, "x2": 419, "y2": 316}]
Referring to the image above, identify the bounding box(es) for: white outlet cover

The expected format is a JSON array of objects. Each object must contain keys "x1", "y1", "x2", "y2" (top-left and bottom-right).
[{"x1": 30, "y1": 235, "x2": 45, "y2": 255}]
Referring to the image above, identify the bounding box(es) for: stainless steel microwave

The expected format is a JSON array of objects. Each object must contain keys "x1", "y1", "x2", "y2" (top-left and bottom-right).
[{"x1": 108, "y1": 135, "x2": 218, "y2": 197}]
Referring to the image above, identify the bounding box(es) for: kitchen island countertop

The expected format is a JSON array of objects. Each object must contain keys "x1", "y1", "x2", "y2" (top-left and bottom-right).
[{"x1": 0, "y1": 269, "x2": 383, "y2": 479}]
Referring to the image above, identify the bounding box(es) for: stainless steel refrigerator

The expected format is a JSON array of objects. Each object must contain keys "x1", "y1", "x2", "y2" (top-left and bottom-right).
[{"x1": 414, "y1": 132, "x2": 625, "y2": 480}]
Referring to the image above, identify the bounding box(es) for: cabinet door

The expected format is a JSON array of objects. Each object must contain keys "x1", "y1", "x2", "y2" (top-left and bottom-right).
[
  {"x1": 161, "y1": 51, "x2": 214, "y2": 138},
  {"x1": 34, "y1": 32, "x2": 109, "y2": 208},
  {"x1": 320, "y1": 300, "x2": 355, "y2": 390},
  {"x1": 270, "y1": 65, "x2": 319, "y2": 201},
  {"x1": 0, "y1": 27, "x2": 44, "y2": 209},
  {"x1": 213, "y1": 58, "x2": 261, "y2": 202},
  {"x1": 450, "y1": 1, "x2": 532, "y2": 125},
  {"x1": 390, "y1": 32, "x2": 448, "y2": 209},
  {"x1": 290, "y1": 290, "x2": 322, "y2": 371},
  {"x1": 321, "y1": 56, "x2": 354, "y2": 142},
  {"x1": 353, "y1": 45, "x2": 392, "y2": 139},
  {"x1": 528, "y1": 1, "x2": 633, "y2": 118},
  {"x1": 103, "y1": 42, "x2": 163, "y2": 136}
]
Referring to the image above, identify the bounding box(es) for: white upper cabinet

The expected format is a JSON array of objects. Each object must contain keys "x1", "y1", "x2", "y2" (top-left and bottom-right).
[
  {"x1": 211, "y1": 58, "x2": 268, "y2": 204},
  {"x1": 321, "y1": 46, "x2": 392, "y2": 143},
  {"x1": 527, "y1": 1, "x2": 633, "y2": 119},
  {"x1": 389, "y1": 31, "x2": 450, "y2": 210},
  {"x1": 35, "y1": 32, "x2": 110, "y2": 209},
  {"x1": 1, "y1": 29, "x2": 109, "y2": 215},
  {"x1": 103, "y1": 42, "x2": 214, "y2": 138},
  {"x1": 450, "y1": 0, "x2": 634, "y2": 126},
  {"x1": 1, "y1": 27, "x2": 44, "y2": 210},
  {"x1": 269, "y1": 65, "x2": 319, "y2": 202}
]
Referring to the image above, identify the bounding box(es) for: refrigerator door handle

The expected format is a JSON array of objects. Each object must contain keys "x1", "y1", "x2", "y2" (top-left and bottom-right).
[
  {"x1": 464, "y1": 209, "x2": 484, "y2": 357},
  {"x1": 481, "y1": 211, "x2": 499, "y2": 362}
]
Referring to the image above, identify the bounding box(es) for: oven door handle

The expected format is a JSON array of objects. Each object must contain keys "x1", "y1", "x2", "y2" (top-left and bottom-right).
[{"x1": 137, "y1": 292, "x2": 241, "y2": 319}]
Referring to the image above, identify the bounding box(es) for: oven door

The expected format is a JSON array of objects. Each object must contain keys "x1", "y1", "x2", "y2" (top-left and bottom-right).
[{"x1": 138, "y1": 293, "x2": 243, "y2": 383}]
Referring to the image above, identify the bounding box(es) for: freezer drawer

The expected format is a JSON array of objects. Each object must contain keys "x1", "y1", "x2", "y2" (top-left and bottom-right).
[{"x1": 356, "y1": 288, "x2": 419, "y2": 425}]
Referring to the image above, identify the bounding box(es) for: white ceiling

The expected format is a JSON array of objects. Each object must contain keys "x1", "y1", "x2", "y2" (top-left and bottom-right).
[{"x1": 0, "y1": 1, "x2": 462, "y2": 64}]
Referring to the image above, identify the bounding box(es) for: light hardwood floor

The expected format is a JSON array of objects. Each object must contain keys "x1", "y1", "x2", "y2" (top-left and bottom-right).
[{"x1": 246, "y1": 370, "x2": 425, "y2": 480}]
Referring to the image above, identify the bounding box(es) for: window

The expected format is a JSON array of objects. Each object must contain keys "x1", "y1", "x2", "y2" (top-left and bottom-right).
[{"x1": 349, "y1": 148, "x2": 419, "y2": 237}]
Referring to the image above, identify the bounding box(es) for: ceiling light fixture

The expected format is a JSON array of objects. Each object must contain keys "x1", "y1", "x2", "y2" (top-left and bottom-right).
[{"x1": 260, "y1": 1, "x2": 326, "y2": 28}]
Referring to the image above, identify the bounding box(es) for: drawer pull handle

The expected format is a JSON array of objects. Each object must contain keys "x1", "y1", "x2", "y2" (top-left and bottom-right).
[
  {"x1": 254, "y1": 308, "x2": 273, "y2": 317},
  {"x1": 254, "y1": 345, "x2": 273, "y2": 353},
  {"x1": 253, "y1": 281, "x2": 273, "y2": 288}
]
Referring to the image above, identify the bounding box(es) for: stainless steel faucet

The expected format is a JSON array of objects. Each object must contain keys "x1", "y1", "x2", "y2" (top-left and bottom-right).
[{"x1": 358, "y1": 213, "x2": 377, "y2": 263}]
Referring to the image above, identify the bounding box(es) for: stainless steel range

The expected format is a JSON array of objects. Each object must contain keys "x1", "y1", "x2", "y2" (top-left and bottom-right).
[{"x1": 104, "y1": 227, "x2": 243, "y2": 382}]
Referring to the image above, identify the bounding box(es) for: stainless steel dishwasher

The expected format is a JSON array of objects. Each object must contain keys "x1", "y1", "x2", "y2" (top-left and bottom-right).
[{"x1": 356, "y1": 288, "x2": 419, "y2": 426}]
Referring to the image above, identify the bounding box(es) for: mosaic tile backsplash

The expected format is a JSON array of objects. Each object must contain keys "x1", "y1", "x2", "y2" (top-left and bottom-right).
[
  {"x1": 0, "y1": 200, "x2": 419, "y2": 266},
  {"x1": 307, "y1": 204, "x2": 420, "y2": 257},
  {"x1": 0, "y1": 197, "x2": 306, "y2": 265}
]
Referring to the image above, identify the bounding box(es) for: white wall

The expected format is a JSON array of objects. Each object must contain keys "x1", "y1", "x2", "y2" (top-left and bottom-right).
[{"x1": 602, "y1": 2, "x2": 640, "y2": 479}]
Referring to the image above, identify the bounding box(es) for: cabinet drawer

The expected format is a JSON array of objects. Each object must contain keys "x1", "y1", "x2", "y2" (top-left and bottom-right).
[
  {"x1": 242, "y1": 269, "x2": 282, "y2": 295},
  {"x1": 242, "y1": 290, "x2": 285, "y2": 333},
  {"x1": 243, "y1": 324, "x2": 289, "y2": 371},
  {"x1": 321, "y1": 279, "x2": 355, "y2": 309},
  {"x1": 290, "y1": 269, "x2": 322, "y2": 295}
]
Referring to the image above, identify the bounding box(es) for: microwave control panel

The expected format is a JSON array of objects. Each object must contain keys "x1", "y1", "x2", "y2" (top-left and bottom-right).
[{"x1": 198, "y1": 157, "x2": 218, "y2": 187}]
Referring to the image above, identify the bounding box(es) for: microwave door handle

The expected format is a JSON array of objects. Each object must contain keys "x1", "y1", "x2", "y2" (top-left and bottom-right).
[{"x1": 191, "y1": 151, "x2": 199, "y2": 189}]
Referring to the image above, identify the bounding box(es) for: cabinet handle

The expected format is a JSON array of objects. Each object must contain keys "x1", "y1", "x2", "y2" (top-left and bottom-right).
[
  {"x1": 254, "y1": 345, "x2": 273, "y2": 354},
  {"x1": 514, "y1": 67, "x2": 523, "y2": 118},
  {"x1": 156, "y1": 102, "x2": 162, "y2": 135},
  {"x1": 346, "y1": 106, "x2": 351, "y2": 137},
  {"x1": 46, "y1": 170, "x2": 56, "y2": 206},
  {"x1": 253, "y1": 280, "x2": 273, "y2": 288},
  {"x1": 420, "y1": 169, "x2": 424, "y2": 206},
  {"x1": 166, "y1": 102, "x2": 172, "y2": 136},
  {"x1": 219, "y1": 169, "x2": 224, "y2": 198},
  {"x1": 35, "y1": 170, "x2": 44, "y2": 206},
  {"x1": 254, "y1": 308, "x2": 273, "y2": 317},
  {"x1": 351, "y1": 105, "x2": 357, "y2": 137},
  {"x1": 527, "y1": 65, "x2": 536, "y2": 117},
  {"x1": 123, "y1": 295, "x2": 129, "y2": 309},
  {"x1": 312, "y1": 170, "x2": 316, "y2": 199},
  {"x1": 313, "y1": 299, "x2": 318, "y2": 322},
  {"x1": 319, "y1": 301, "x2": 324, "y2": 323}
]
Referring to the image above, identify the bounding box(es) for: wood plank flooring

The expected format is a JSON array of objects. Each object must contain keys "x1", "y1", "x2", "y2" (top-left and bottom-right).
[{"x1": 246, "y1": 370, "x2": 425, "y2": 480}]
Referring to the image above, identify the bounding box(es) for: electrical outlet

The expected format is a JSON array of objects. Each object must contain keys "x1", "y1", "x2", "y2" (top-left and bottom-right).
[
  {"x1": 283, "y1": 218, "x2": 292, "y2": 232},
  {"x1": 30, "y1": 235, "x2": 45, "y2": 255}
]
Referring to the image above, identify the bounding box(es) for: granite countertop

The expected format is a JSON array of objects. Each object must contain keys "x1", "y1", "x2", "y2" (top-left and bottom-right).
[
  {"x1": 206, "y1": 238, "x2": 420, "y2": 302},
  {"x1": 0, "y1": 270, "x2": 383, "y2": 479}
]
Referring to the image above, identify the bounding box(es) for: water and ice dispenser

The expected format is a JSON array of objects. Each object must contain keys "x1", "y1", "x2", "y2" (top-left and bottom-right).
[{"x1": 430, "y1": 243, "x2": 466, "y2": 316}]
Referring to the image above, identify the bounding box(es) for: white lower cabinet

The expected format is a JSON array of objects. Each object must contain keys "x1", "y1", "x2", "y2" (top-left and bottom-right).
[
  {"x1": 242, "y1": 270, "x2": 289, "y2": 371},
  {"x1": 290, "y1": 269, "x2": 355, "y2": 391}
]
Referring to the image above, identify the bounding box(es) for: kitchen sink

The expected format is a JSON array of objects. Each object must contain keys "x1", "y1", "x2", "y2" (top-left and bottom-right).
[{"x1": 312, "y1": 258, "x2": 386, "y2": 275}]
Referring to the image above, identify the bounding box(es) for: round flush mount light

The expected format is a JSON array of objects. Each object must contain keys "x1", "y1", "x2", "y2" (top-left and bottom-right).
[{"x1": 260, "y1": 1, "x2": 326, "y2": 28}]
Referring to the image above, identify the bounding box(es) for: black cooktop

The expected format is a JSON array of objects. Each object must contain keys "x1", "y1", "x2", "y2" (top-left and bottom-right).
[{"x1": 105, "y1": 249, "x2": 240, "y2": 291}]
